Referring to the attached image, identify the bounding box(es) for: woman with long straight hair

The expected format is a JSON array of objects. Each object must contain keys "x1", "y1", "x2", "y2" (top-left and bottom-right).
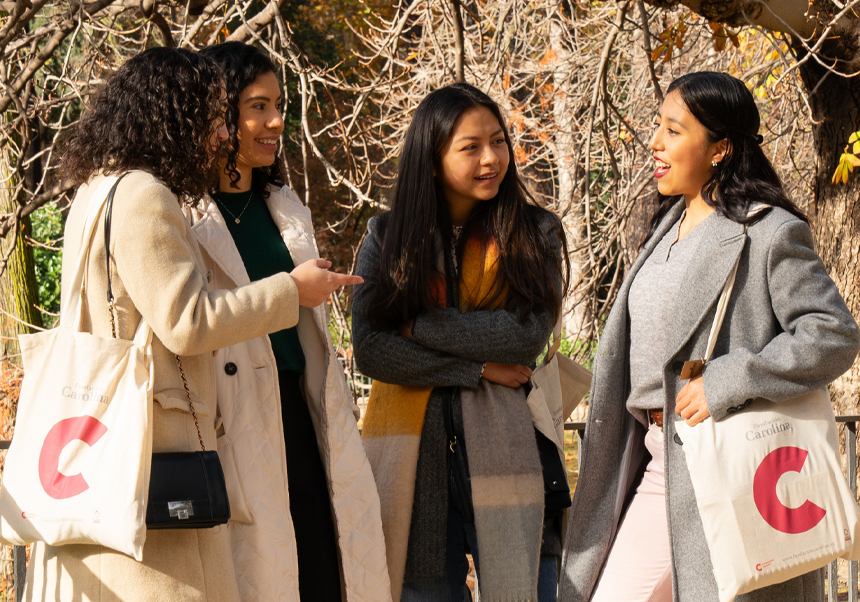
[
  {"x1": 559, "y1": 71, "x2": 860, "y2": 602},
  {"x1": 353, "y1": 82, "x2": 570, "y2": 602},
  {"x1": 194, "y1": 41, "x2": 390, "y2": 602}
]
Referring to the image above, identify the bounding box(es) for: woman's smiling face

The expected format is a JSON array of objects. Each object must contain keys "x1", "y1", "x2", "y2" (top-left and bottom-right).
[
  {"x1": 649, "y1": 90, "x2": 726, "y2": 200},
  {"x1": 437, "y1": 105, "x2": 510, "y2": 225},
  {"x1": 234, "y1": 71, "x2": 284, "y2": 172}
]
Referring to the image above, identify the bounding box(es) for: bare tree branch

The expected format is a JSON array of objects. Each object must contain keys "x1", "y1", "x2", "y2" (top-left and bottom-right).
[
  {"x1": 449, "y1": 0, "x2": 465, "y2": 83},
  {"x1": 226, "y1": 0, "x2": 289, "y2": 42}
]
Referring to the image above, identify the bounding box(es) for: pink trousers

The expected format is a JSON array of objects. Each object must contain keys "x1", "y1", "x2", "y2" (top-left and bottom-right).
[{"x1": 590, "y1": 424, "x2": 673, "y2": 602}]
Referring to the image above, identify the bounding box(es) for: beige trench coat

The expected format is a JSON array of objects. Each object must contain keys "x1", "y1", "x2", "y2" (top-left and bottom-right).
[
  {"x1": 24, "y1": 171, "x2": 299, "y2": 602},
  {"x1": 184, "y1": 185, "x2": 391, "y2": 601}
]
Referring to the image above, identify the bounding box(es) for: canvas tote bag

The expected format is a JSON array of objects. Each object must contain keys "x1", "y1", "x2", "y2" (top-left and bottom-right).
[
  {"x1": 0, "y1": 175, "x2": 153, "y2": 561},
  {"x1": 527, "y1": 320, "x2": 592, "y2": 459},
  {"x1": 675, "y1": 241, "x2": 860, "y2": 602}
]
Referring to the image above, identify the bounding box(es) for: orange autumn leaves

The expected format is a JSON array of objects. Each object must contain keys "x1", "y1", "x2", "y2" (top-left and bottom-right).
[{"x1": 651, "y1": 16, "x2": 739, "y2": 63}]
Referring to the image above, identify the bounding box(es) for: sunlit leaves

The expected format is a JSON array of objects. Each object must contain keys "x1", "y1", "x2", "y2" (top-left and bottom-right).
[
  {"x1": 651, "y1": 15, "x2": 687, "y2": 63},
  {"x1": 832, "y1": 132, "x2": 860, "y2": 184},
  {"x1": 709, "y1": 22, "x2": 740, "y2": 52}
]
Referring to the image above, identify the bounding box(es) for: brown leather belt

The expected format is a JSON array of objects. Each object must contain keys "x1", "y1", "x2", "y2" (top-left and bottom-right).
[{"x1": 648, "y1": 409, "x2": 664, "y2": 428}]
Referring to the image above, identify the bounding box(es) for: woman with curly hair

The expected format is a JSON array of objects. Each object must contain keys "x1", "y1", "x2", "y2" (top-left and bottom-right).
[
  {"x1": 192, "y1": 41, "x2": 391, "y2": 602},
  {"x1": 25, "y1": 46, "x2": 359, "y2": 602}
]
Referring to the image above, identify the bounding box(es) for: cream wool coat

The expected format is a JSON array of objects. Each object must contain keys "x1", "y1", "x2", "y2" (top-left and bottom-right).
[
  {"x1": 184, "y1": 185, "x2": 391, "y2": 602},
  {"x1": 24, "y1": 171, "x2": 300, "y2": 602}
]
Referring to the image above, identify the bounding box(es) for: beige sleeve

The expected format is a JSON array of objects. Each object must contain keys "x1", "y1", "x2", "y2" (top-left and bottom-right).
[{"x1": 110, "y1": 178, "x2": 299, "y2": 356}]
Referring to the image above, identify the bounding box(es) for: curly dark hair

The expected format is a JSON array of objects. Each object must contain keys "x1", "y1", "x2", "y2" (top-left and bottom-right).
[
  {"x1": 60, "y1": 47, "x2": 224, "y2": 201},
  {"x1": 199, "y1": 41, "x2": 285, "y2": 197}
]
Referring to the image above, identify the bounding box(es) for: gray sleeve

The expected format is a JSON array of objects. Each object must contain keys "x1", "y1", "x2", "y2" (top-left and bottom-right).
[
  {"x1": 703, "y1": 219, "x2": 860, "y2": 421},
  {"x1": 410, "y1": 211, "x2": 563, "y2": 364},
  {"x1": 411, "y1": 307, "x2": 554, "y2": 365},
  {"x1": 351, "y1": 221, "x2": 484, "y2": 389}
]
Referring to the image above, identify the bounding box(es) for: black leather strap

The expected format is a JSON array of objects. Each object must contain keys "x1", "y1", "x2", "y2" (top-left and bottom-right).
[{"x1": 103, "y1": 174, "x2": 128, "y2": 310}]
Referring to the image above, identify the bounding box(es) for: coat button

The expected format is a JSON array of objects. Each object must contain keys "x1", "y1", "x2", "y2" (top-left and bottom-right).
[
  {"x1": 224, "y1": 362, "x2": 238, "y2": 376},
  {"x1": 673, "y1": 433, "x2": 683, "y2": 445},
  {"x1": 671, "y1": 360, "x2": 684, "y2": 375}
]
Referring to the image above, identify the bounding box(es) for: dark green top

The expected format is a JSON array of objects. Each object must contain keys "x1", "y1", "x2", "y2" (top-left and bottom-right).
[{"x1": 215, "y1": 190, "x2": 305, "y2": 374}]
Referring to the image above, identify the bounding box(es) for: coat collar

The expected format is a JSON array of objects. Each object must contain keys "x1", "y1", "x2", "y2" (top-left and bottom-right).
[
  {"x1": 189, "y1": 186, "x2": 320, "y2": 287},
  {"x1": 262, "y1": 186, "x2": 319, "y2": 267},
  {"x1": 607, "y1": 200, "x2": 747, "y2": 366},
  {"x1": 189, "y1": 195, "x2": 251, "y2": 287},
  {"x1": 656, "y1": 203, "x2": 747, "y2": 364}
]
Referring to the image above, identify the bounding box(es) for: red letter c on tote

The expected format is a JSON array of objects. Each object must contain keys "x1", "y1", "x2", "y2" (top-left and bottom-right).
[
  {"x1": 753, "y1": 446, "x2": 826, "y2": 534},
  {"x1": 38, "y1": 416, "x2": 107, "y2": 499}
]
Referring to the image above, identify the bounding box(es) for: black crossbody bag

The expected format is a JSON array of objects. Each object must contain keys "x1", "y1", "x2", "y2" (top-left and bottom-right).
[{"x1": 104, "y1": 175, "x2": 230, "y2": 529}]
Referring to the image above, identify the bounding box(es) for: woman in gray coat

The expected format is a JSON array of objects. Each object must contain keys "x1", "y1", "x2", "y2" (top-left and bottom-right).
[{"x1": 560, "y1": 72, "x2": 860, "y2": 602}]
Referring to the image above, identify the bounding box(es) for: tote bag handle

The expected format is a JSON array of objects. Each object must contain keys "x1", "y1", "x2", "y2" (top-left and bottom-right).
[
  {"x1": 60, "y1": 175, "x2": 119, "y2": 330},
  {"x1": 703, "y1": 243, "x2": 743, "y2": 364}
]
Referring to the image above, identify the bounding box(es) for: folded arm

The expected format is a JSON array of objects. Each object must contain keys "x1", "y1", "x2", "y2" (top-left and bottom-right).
[{"x1": 351, "y1": 223, "x2": 483, "y2": 389}]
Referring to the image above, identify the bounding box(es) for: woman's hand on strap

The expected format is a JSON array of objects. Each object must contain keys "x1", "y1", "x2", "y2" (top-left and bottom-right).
[
  {"x1": 290, "y1": 259, "x2": 363, "y2": 308},
  {"x1": 675, "y1": 375, "x2": 711, "y2": 426},
  {"x1": 481, "y1": 362, "x2": 532, "y2": 388}
]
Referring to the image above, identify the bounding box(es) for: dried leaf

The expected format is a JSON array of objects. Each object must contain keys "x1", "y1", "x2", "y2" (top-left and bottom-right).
[
  {"x1": 662, "y1": 46, "x2": 673, "y2": 63},
  {"x1": 540, "y1": 49, "x2": 558, "y2": 66},
  {"x1": 832, "y1": 159, "x2": 848, "y2": 184}
]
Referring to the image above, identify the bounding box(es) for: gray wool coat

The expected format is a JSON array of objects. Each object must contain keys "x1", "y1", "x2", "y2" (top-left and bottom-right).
[{"x1": 559, "y1": 201, "x2": 860, "y2": 602}]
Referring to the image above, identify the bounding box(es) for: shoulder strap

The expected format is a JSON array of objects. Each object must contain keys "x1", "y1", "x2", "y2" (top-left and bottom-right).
[
  {"x1": 103, "y1": 174, "x2": 125, "y2": 338},
  {"x1": 102, "y1": 174, "x2": 204, "y2": 451},
  {"x1": 703, "y1": 226, "x2": 748, "y2": 363},
  {"x1": 544, "y1": 318, "x2": 563, "y2": 364}
]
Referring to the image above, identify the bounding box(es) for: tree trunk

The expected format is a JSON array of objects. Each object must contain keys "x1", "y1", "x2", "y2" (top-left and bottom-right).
[
  {"x1": 622, "y1": 18, "x2": 661, "y2": 269},
  {"x1": 548, "y1": 17, "x2": 590, "y2": 339},
  {"x1": 0, "y1": 144, "x2": 43, "y2": 364},
  {"x1": 796, "y1": 44, "x2": 860, "y2": 416}
]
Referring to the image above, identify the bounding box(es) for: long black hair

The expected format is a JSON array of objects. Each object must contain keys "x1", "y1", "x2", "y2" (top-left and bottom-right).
[
  {"x1": 200, "y1": 41, "x2": 285, "y2": 197},
  {"x1": 364, "y1": 83, "x2": 569, "y2": 329},
  {"x1": 645, "y1": 71, "x2": 806, "y2": 243},
  {"x1": 61, "y1": 47, "x2": 223, "y2": 200}
]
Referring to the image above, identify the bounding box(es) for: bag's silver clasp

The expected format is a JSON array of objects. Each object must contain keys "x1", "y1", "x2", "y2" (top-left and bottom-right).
[{"x1": 168, "y1": 501, "x2": 194, "y2": 520}]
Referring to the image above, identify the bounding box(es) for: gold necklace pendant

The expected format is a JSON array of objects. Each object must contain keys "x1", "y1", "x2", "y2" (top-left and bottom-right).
[{"x1": 218, "y1": 190, "x2": 253, "y2": 225}]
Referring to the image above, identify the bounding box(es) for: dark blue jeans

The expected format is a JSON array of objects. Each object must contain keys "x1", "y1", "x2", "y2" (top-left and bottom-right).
[{"x1": 400, "y1": 504, "x2": 558, "y2": 602}]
